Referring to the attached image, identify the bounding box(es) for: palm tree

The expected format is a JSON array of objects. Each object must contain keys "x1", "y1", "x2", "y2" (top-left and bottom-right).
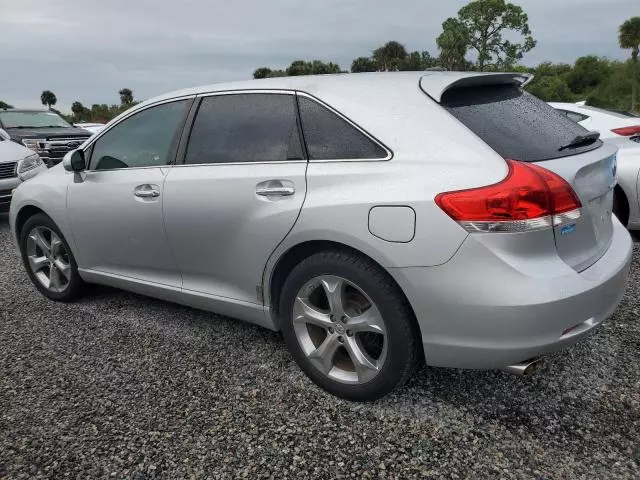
[
  {"x1": 40, "y1": 90, "x2": 57, "y2": 110},
  {"x1": 619, "y1": 16, "x2": 640, "y2": 112},
  {"x1": 119, "y1": 88, "x2": 134, "y2": 107}
]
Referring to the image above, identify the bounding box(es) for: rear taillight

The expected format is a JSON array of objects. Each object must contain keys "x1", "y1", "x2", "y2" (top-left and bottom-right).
[
  {"x1": 611, "y1": 126, "x2": 640, "y2": 136},
  {"x1": 435, "y1": 160, "x2": 582, "y2": 233}
]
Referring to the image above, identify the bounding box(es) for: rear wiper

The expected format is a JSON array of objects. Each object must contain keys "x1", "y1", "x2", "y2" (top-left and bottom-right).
[{"x1": 558, "y1": 131, "x2": 600, "y2": 151}]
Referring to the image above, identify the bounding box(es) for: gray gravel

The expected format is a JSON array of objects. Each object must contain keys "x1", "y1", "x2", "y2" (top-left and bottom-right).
[{"x1": 1, "y1": 213, "x2": 638, "y2": 479}]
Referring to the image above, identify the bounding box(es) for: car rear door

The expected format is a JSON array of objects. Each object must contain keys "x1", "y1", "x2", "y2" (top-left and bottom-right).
[
  {"x1": 429, "y1": 75, "x2": 617, "y2": 271},
  {"x1": 162, "y1": 91, "x2": 307, "y2": 306}
]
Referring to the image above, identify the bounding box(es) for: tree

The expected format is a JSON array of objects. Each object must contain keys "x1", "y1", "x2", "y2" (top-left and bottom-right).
[
  {"x1": 119, "y1": 88, "x2": 134, "y2": 107},
  {"x1": 372, "y1": 41, "x2": 408, "y2": 71},
  {"x1": 437, "y1": 18, "x2": 470, "y2": 71},
  {"x1": 451, "y1": 0, "x2": 536, "y2": 71},
  {"x1": 619, "y1": 16, "x2": 640, "y2": 111},
  {"x1": 351, "y1": 57, "x2": 378, "y2": 73},
  {"x1": 566, "y1": 56, "x2": 613, "y2": 95},
  {"x1": 71, "y1": 101, "x2": 90, "y2": 122},
  {"x1": 40, "y1": 90, "x2": 57, "y2": 110},
  {"x1": 400, "y1": 51, "x2": 439, "y2": 71},
  {"x1": 253, "y1": 67, "x2": 272, "y2": 79},
  {"x1": 0, "y1": 101, "x2": 12, "y2": 110}
]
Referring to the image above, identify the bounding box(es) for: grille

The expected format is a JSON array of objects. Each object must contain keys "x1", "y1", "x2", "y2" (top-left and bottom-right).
[
  {"x1": 0, "y1": 162, "x2": 17, "y2": 179},
  {"x1": 39, "y1": 136, "x2": 90, "y2": 166}
]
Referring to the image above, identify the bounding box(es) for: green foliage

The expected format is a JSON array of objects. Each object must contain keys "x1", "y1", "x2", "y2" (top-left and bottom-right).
[
  {"x1": 351, "y1": 57, "x2": 378, "y2": 73},
  {"x1": 449, "y1": 0, "x2": 536, "y2": 71},
  {"x1": 619, "y1": 16, "x2": 640, "y2": 61},
  {"x1": 437, "y1": 18, "x2": 470, "y2": 71},
  {"x1": 586, "y1": 60, "x2": 635, "y2": 110},
  {"x1": 372, "y1": 41, "x2": 408, "y2": 71},
  {"x1": 40, "y1": 90, "x2": 57, "y2": 110},
  {"x1": 119, "y1": 88, "x2": 134, "y2": 107},
  {"x1": 566, "y1": 56, "x2": 613, "y2": 94},
  {"x1": 400, "y1": 51, "x2": 439, "y2": 71},
  {"x1": 0, "y1": 101, "x2": 13, "y2": 110},
  {"x1": 619, "y1": 16, "x2": 640, "y2": 111},
  {"x1": 254, "y1": 60, "x2": 341, "y2": 78}
]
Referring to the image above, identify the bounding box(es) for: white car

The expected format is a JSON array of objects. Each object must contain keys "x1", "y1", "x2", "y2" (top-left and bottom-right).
[
  {"x1": 549, "y1": 102, "x2": 640, "y2": 139},
  {"x1": 0, "y1": 129, "x2": 47, "y2": 213},
  {"x1": 550, "y1": 103, "x2": 640, "y2": 230},
  {"x1": 73, "y1": 123, "x2": 105, "y2": 135}
]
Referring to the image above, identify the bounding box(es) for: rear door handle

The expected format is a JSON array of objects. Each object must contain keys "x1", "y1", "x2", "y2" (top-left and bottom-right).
[
  {"x1": 134, "y1": 184, "x2": 160, "y2": 198},
  {"x1": 256, "y1": 180, "x2": 295, "y2": 197}
]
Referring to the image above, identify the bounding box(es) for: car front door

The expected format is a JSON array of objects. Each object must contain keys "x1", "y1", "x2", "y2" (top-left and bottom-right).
[
  {"x1": 67, "y1": 98, "x2": 192, "y2": 287},
  {"x1": 163, "y1": 92, "x2": 307, "y2": 307}
]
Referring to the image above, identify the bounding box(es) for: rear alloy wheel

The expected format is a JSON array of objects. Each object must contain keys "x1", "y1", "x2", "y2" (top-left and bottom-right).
[
  {"x1": 293, "y1": 275, "x2": 387, "y2": 385},
  {"x1": 280, "y1": 250, "x2": 420, "y2": 401},
  {"x1": 20, "y1": 213, "x2": 84, "y2": 301}
]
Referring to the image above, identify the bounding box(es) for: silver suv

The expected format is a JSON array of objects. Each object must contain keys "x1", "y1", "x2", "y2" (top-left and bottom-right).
[{"x1": 9, "y1": 72, "x2": 632, "y2": 400}]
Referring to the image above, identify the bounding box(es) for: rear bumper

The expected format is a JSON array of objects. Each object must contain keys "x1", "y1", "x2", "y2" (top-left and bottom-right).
[{"x1": 390, "y1": 219, "x2": 633, "y2": 369}]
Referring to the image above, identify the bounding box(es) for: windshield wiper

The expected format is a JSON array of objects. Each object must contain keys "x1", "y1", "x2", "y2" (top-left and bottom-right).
[{"x1": 558, "y1": 131, "x2": 600, "y2": 151}]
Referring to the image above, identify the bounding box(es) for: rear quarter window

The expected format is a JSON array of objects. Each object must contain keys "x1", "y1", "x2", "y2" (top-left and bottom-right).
[{"x1": 440, "y1": 85, "x2": 602, "y2": 162}]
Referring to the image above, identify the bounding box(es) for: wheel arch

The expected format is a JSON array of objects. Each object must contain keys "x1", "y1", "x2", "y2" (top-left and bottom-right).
[
  {"x1": 266, "y1": 239, "x2": 418, "y2": 332},
  {"x1": 14, "y1": 205, "x2": 47, "y2": 242}
]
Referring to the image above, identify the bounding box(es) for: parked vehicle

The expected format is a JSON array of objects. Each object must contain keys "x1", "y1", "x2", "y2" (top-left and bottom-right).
[
  {"x1": 0, "y1": 129, "x2": 47, "y2": 212},
  {"x1": 550, "y1": 101, "x2": 640, "y2": 139},
  {"x1": 0, "y1": 110, "x2": 92, "y2": 167},
  {"x1": 551, "y1": 103, "x2": 640, "y2": 230},
  {"x1": 9, "y1": 72, "x2": 632, "y2": 400},
  {"x1": 74, "y1": 123, "x2": 105, "y2": 135}
]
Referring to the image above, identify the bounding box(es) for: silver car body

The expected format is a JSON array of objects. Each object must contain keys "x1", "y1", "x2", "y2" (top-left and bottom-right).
[{"x1": 9, "y1": 72, "x2": 632, "y2": 369}]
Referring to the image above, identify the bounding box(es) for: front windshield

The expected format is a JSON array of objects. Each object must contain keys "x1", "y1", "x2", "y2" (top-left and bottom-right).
[{"x1": 0, "y1": 111, "x2": 72, "y2": 128}]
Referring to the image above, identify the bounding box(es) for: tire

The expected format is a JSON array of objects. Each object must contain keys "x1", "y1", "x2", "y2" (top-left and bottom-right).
[
  {"x1": 19, "y1": 213, "x2": 84, "y2": 302},
  {"x1": 279, "y1": 249, "x2": 420, "y2": 401},
  {"x1": 613, "y1": 188, "x2": 629, "y2": 227}
]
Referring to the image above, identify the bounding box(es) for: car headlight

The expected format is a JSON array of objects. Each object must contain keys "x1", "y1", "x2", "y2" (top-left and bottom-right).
[
  {"x1": 17, "y1": 153, "x2": 43, "y2": 176},
  {"x1": 21, "y1": 138, "x2": 46, "y2": 152}
]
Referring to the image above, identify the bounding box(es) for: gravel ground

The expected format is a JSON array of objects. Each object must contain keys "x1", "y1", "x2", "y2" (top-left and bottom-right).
[{"x1": 0, "y1": 213, "x2": 639, "y2": 479}]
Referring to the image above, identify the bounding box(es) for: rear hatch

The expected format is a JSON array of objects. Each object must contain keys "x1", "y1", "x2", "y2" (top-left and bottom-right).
[{"x1": 421, "y1": 74, "x2": 617, "y2": 272}]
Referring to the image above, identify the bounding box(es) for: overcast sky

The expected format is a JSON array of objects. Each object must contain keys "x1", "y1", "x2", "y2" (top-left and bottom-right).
[{"x1": 0, "y1": 0, "x2": 636, "y2": 112}]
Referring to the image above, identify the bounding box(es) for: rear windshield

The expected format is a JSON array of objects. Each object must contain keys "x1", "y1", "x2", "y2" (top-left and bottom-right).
[{"x1": 441, "y1": 85, "x2": 602, "y2": 162}]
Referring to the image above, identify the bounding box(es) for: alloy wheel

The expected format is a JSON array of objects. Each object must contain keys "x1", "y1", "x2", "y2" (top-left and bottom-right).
[
  {"x1": 25, "y1": 226, "x2": 71, "y2": 293},
  {"x1": 293, "y1": 275, "x2": 387, "y2": 384}
]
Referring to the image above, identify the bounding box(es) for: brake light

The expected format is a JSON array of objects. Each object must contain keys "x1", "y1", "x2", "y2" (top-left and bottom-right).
[
  {"x1": 611, "y1": 126, "x2": 640, "y2": 136},
  {"x1": 435, "y1": 160, "x2": 582, "y2": 233}
]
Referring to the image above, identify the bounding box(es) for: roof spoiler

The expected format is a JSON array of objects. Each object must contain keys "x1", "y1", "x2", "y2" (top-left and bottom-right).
[{"x1": 420, "y1": 72, "x2": 534, "y2": 102}]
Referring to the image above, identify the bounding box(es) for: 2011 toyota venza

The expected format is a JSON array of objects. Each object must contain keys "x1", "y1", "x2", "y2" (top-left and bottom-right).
[{"x1": 9, "y1": 72, "x2": 633, "y2": 400}]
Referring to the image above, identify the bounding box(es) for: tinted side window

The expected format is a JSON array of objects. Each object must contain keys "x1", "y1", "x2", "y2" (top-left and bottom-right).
[
  {"x1": 185, "y1": 94, "x2": 303, "y2": 164},
  {"x1": 297, "y1": 96, "x2": 388, "y2": 160},
  {"x1": 441, "y1": 85, "x2": 601, "y2": 162},
  {"x1": 90, "y1": 100, "x2": 188, "y2": 170}
]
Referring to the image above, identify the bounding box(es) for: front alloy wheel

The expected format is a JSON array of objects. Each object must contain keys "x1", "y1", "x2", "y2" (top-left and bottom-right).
[
  {"x1": 26, "y1": 226, "x2": 72, "y2": 292},
  {"x1": 19, "y1": 213, "x2": 84, "y2": 302}
]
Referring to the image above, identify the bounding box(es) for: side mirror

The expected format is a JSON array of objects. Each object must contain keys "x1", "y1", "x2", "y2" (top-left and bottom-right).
[{"x1": 63, "y1": 149, "x2": 86, "y2": 172}]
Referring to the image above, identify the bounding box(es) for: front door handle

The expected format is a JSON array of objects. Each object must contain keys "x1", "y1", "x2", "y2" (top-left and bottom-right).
[
  {"x1": 134, "y1": 184, "x2": 160, "y2": 198},
  {"x1": 256, "y1": 180, "x2": 295, "y2": 197}
]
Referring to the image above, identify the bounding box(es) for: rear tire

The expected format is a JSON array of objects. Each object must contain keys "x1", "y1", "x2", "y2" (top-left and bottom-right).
[
  {"x1": 279, "y1": 249, "x2": 420, "y2": 401},
  {"x1": 613, "y1": 188, "x2": 629, "y2": 227},
  {"x1": 19, "y1": 213, "x2": 84, "y2": 302}
]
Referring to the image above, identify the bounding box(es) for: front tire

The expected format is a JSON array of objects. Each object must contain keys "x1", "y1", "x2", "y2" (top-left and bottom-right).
[
  {"x1": 279, "y1": 250, "x2": 420, "y2": 401},
  {"x1": 19, "y1": 213, "x2": 84, "y2": 302}
]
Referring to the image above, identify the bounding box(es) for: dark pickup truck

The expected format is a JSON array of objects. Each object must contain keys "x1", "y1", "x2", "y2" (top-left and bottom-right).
[{"x1": 0, "y1": 109, "x2": 92, "y2": 167}]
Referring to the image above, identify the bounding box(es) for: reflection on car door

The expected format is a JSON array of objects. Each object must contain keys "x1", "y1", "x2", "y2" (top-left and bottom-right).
[
  {"x1": 163, "y1": 92, "x2": 307, "y2": 309},
  {"x1": 67, "y1": 99, "x2": 192, "y2": 287}
]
